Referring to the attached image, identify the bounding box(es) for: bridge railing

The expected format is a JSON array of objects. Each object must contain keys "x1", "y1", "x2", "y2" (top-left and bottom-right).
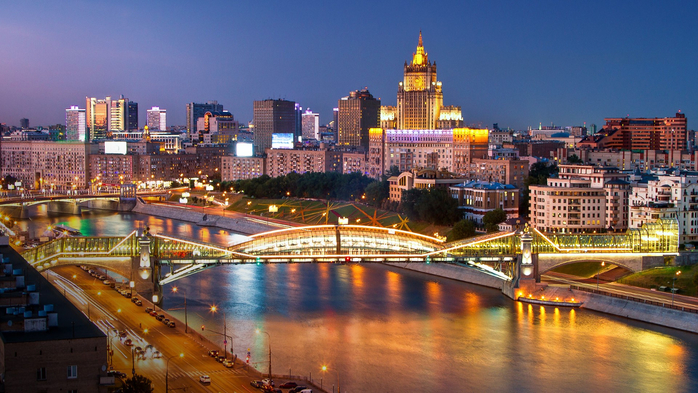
[{"x1": 21, "y1": 235, "x2": 139, "y2": 264}]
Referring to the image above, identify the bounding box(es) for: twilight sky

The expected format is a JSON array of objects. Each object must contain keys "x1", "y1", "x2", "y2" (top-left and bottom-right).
[{"x1": 1, "y1": 0, "x2": 697, "y2": 130}]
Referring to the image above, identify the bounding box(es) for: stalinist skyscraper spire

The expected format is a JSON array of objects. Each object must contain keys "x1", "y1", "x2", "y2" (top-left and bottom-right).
[{"x1": 396, "y1": 31, "x2": 444, "y2": 129}]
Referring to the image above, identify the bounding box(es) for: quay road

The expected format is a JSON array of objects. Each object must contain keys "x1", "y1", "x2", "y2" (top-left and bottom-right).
[
  {"x1": 47, "y1": 265, "x2": 264, "y2": 393},
  {"x1": 543, "y1": 272, "x2": 698, "y2": 311}
]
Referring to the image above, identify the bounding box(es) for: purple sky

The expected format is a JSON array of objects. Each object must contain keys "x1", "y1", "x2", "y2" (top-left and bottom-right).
[{"x1": 1, "y1": 0, "x2": 697, "y2": 130}]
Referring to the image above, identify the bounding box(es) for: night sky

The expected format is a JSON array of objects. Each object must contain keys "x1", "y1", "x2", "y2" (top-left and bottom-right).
[{"x1": 1, "y1": 0, "x2": 696, "y2": 130}]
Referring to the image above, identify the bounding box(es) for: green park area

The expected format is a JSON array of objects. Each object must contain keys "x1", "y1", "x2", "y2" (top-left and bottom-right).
[{"x1": 617, "y1": 264, "x2": 698, "y2": 297}]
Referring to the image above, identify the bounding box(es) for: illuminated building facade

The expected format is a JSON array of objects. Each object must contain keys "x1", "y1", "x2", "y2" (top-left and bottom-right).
[
  {"x1": 253, "y1": 99, "x2": 296, "y2": 154},
  {"x1": 337, "y1": 89, "x2": 380, "y2": 149},
  {"x1": 449, "y1": 181, "x2": 520, "y2": 224},
  {"x1": 195, "y1": 111, "x2": 239, "y2": 144},
  {"x1": 467, "y1": 158, "x2": 529, "y2": 190},
  {"x1": 396, "y1": 32, "x2": 462, "y2": 130},
  {"x1": 186, "y1": 101, "x2": 223, "y2": 143},
  {"x1": 380, "y1": 106, "x2": 397, "y2": 129},
  {"x1": 301, "y1": 109, "x2": 320, "y2": 141},
  {"x1": 146, "y1": 106, "x2": 167, "y2": 131},
  {"x1": 530, "y1": 164, "x2": 630, "y2": 234},
  {"x1": 368, "y1": 127, "x2": 488, "y2": 179},
  {"x1": 221, "y1": 156, "x2": 265, "y2": 181},
  {"x1": 86, "y1": 96, "x2": 137, "y2": 141},
  {"x1": 629, "y1": 171, "x2": 698, "y2": 243},
  {"x1": 388, "y1": 169, "x2": 467, "y2": 203},
  {"x1": 0, "y1": 141, "x2": 88, "y2": 189},
  {"x1": 65, "y1": 106, "x2": 86, "y2": 141},
  {"x1": 578, "y1": 113, "x2": 687, "y2": 150}
]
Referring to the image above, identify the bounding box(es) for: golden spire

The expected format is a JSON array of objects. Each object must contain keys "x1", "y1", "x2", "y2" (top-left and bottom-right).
[{"x1": 412, "y1": 31, "x2": 427, "y2": 66}]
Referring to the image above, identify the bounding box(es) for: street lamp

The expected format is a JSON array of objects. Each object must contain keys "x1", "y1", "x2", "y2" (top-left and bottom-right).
[
  {"x1": 172, "y1": 286, "x2": 188, "y2": 333},
  {"x1": 107, "y1": 329, "x2": 118, "y2": 369},
  {"x1": 672, "y1": 270, "x2": 682, "y2": 306},
  {"x1": 597, "y1": 261, "x2": 605, "y2": 290},
  {"x1": 321, "y1": 365, "x2": 340, "y2": 393},
  {"x1": 165, "y1": 353, "x2": 184, "y2": 392},
  {"x1": 210, "y1": 305, "x2": 233, "y2": 360},
  {"x1": 256, "y1": 329, "x2": 272, "y2": 379}
]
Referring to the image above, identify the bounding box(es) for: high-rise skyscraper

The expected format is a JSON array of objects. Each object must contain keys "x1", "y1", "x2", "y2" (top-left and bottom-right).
[
  {"x1": 86, "y1": 96, "x2": 110, "y2": 141},
  {"x1": 294, "y1": 103, "x2": 303, "y2": 142},
  {"x1": 252, "y1": 99, "x2": 296, "y2": 154},
  {"x1": 65, "y1": 106, "x2": 86, "y2": 141},
  {"x1": 146, "y1": 107, "x2": 167, "y2": 131},
  {"x1": 20, "y1": 118, "x2": 29, "y2": 129},
  {"x1": 396, "y1": 32, "x2": 462, "y2": 130},
  {"x1": 186, "y1": 101, "x2": 224, "y2": 142},
  {"x1": 337, "y1": 88, "x2": 380, "y2": 149},
  {"x1": 127, "y1": 101, "x2": 138, "y2": 131},
  {"x1": 301, "y1": 109, "x2": 320, "y2": 141}
]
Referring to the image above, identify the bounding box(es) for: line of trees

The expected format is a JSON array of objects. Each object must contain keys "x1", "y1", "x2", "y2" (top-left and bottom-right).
[{"x1": 226, "y1": 172, "x2": 375, "y2": 201}]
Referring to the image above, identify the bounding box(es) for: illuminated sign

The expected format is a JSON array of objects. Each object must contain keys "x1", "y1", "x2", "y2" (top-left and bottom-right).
[
  {"x1": 271, "y1": 133, "x2": 294, "y2": 149},
  {"x1": 236, "y1": 142, "x2": 253, "y2": 157},
  {"x1": 104, "y1": 141, "x2": 127, "y2": 155}
]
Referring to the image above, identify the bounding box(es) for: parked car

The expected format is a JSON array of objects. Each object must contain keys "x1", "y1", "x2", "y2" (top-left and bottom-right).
[
  {"x1": 208, "y1": 350, "x2": 219, "y2": 358},
  {"x1": 153, "y1": 350, "x2": 162, "y2": 359},
  {"x1": 290, "y1": 386, "x2": 308, "y2": 393},
  {"x1": 262, "y1": 378, "x2": 274, "y2": 387},
  {"x1": 149, "y1": 310, "x2": 158, "y2": 317},
  {"x1": 222, "y1": 359, "x2": 234, "y2": 368},
  {"x1": 124, "y1": 339, "x2": 133, "y2": 346},
  {"x1": 145, "y1": 307, "x2": 153, "y2": 313},
  {"x1": 168, "y1": 321, "x2": 176, "y2": 328},
  {"x1": 124, "y1": 292, "x2": 132, "y2": 298},
  {"x1": 280, "y1": 382, "x2": 298, "y2": 389},
  {"x1": 103, "y1": 279, "x2": 111, "y2": 285},
  {"x1": 216, "y1": 355, "x2": 226, "y2": 363},
  {"x1": 156, "y1": 314, "x2": 165, "y2": 321},
  {"x1": 162, "y1": 318, "x2": 170, "y2": 325},
  {"x1": 199, "y1": 375, "x2": 211, "y2": 384},
  {"x1": 119, "y1": 331, "x2": 127, "y2": 338},
  {"x1": 250, "y1": 380, "x2": 264, "y2": 388},
  {"x1": 130, "y1": 297, "x2": 140, "y2": 303},
  {"x1": 110, "y1": 282, "x2": 116, "y2": 288},
  {"x1": 134, "y1": 300, "x2": 143, "y2": 306}
]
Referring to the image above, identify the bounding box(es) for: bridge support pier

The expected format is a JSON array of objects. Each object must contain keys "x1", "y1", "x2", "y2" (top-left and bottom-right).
[
  {"x1": 46, "y1": 201, "x2": 80, "y2": 215},
  {"x1": 509, "y1": 231, "x2": 540, "y2": 299},
  {"x1": 131, "y1": 233, "x2": 157, "y2": 302}
]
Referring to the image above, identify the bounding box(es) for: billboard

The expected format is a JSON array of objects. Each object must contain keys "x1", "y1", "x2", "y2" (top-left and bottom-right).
[
  {"x1": 236, "y1": 142, "x2": 254, "y2": 157},
  {"x1": 271, "y1": 133, "x2": 294, "y2": 149},
  {"x1": 104, "y1": 141, "x2": 127, "y2": 155}
]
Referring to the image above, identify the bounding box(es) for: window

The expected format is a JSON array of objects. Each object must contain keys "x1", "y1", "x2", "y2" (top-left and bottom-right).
[
  {"x1": 67, "y1": 365, "x2": 77, "y2": 379},
  {"x1": 37, "y1": 367, "x2": 47, "y2": 381}
]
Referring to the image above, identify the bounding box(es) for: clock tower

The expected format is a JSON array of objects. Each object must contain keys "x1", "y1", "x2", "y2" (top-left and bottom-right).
[{"x1": 397, "y1": 32, "x2": 443, "y2": 129}]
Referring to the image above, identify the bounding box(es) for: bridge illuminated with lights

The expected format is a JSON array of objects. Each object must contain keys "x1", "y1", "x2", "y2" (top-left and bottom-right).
[{"x1": 16, "y1": 218, "x2": 679, "y2": 299}]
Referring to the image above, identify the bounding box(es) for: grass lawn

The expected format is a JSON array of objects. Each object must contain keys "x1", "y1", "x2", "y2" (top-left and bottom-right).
[
  {"x1": 228, "y1": 197, "x2": 452, "y2": 236},
  {"x1": 618, "y1": 264, "x2": 698, "y2": 297}
]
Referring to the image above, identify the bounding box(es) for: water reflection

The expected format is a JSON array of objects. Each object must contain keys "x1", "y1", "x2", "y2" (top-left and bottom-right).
[{"x1": 16, "y1": 212, "x2": 698, "y2": 392}]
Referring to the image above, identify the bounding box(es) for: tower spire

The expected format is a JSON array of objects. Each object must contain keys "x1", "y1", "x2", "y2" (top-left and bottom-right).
[
  {"x1": 418, "y1": 31, "x2": 423, "y2": 48},
  {"x1": 411, "y1": 31, "x2": 427, "y2": 65}
]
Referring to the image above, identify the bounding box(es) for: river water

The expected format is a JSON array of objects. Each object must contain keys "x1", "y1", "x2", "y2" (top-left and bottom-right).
[{"x1": 15, "y1": 211, "x2": 698, "y2": 392}]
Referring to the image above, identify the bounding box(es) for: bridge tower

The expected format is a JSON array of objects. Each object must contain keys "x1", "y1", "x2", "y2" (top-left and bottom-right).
[
  {"x1": 513, "y1": 227, "x2": 538, "y2": 296},
  {"x1": 132, "y1": 231, "x2": 158, "y2": 302}
]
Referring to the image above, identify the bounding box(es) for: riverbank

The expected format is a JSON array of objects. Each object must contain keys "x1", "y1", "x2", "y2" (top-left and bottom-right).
[
  {"x1": 132, "y1": 201, "x2": 282, "y2": 235},
  {"x1": 388, "y1": 261, "x2": 698, "y2": 334}
]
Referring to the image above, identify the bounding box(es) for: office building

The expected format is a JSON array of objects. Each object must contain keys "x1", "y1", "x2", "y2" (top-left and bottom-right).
[
  {"x1": 221, "y1": 156, "x2": 266, "y2": 181},
  {"x1": 337, "y1": 89, "x2": 380, "y2": 149},
  {"x1": 467, "y1": 158, "x2": 529, "y2": 190},
  {"x1": 65, "y1": 106, "x2": 86, "y2": 141},
  {"x1": 529, "y1": 164, "x2": 630, "y2": 233},
  {"x1": 381, "y1": 106, "x2": 397, "y2": 129},
  {"x1": 186, "y1": 101, "x2": 224, "y2": 142},
  {"x1": 578, "y1": 113, "x2": 688, "y2": 150},
  {"x1": 388, "y1": 169, "x2": 467, "y2": 203},
  {"x1": 301, "y1": 109, "x2": 320, "y2": 141},
  {"x1": 195, "y1": 111, "x2": 239, "y2": 144},
  {"x1": 253, "y1": 99, "x2": 296, "y2": 154},
  {"x1": 86, "y1": 97, "x2": 110, "y2": 141},
  {"x1": 20, "y1": 118, "x2": 29, "y2": 129},
  {"x1": 147, "y1": 106, "x2": 167, "y2": 131}
]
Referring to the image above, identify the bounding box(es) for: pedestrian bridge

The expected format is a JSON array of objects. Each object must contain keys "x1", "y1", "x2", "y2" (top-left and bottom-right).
[{"x1": 17, "y1": 219, "x2": 679, "y2": 286}]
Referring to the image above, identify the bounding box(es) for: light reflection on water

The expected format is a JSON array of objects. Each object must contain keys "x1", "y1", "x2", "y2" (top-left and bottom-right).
[{"x1": 16, "y1": 212, "x2": 698, "y2": 392}]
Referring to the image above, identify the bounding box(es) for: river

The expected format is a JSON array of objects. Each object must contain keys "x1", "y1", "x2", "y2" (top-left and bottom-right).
[{"x1": 14, "y1": 210, "x2": 698, "y2": 392}]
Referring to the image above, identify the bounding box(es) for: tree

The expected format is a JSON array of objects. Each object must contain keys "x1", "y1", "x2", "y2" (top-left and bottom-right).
[
  {"x1": 123, "y1": 374, "x2": 153, "y2": 393},
  {"x1": 567, "y1": 154, "x2": 583, "y2": 164},
  {"x1": 521, "y1": 163, "x2": 559, "y2": 217},
  {"x1": 387, "y1": 165, "x2": 401, "y2": 177},
  {"x1": 483, "y1": 208, "x2": 507, "y2": 233},
  {"x1": 448, "y1": 219, "x2": 476, "y2": 241},
  {"x1": 364, "y1": 181, "x2": 389, "y2": 207}
]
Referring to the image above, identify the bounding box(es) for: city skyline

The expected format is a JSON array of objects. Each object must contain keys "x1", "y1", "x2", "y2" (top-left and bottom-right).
[{"x1": 1, "y1": 1, "x2": 697, "y2": 129}]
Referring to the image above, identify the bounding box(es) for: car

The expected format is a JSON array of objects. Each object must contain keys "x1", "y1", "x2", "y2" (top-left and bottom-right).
[
  {"x1": 134, "y1": 300, "x2": 143, "y2": 306},
  {"x1": 103, "y1": 279, "x2": 111, "y2": 285},
  {"x1": 156, "y1": 314, "x2": 165, "y2": 321},
  {"x1": 149, "y1": 310, "x2": 158, "y2": 317},
  {"x1": 162, "y1": 318, "x2": 170, "y2": 325},
  {"x1": 261, "y1": 386, "x2": 279, "y2": 393},
  {"x1": 216, "y1": 355, "x2": 226, "y2": 363},
  {"x1": 124, "y1": 339, "x2": 133, "y2": 346},
  {"x1": 168, "y1": 321, "x2": 176, "y2": 328},
  {"x1": 107, "y1": 370, "x2": 127, "y2": 378},
  {"x1": 152, "y1": 350, "x2": 162, "y2": 359},
  {"x1": 119, "y1": 331, "x2": 127, "y2": 338},
  {"x1": 199, "y1": 375, "x2": 211, "y2": 384},
  {"x1": 262, "y1": 378, "x2": 274, "y2": 387},
  {"x1": 110, "y1": 282, "x2": 116, "y2": 288},
  {"x1": 144, "y1": 307, "x2": 153, "y2": 313},
  {"x1": 134, "y1": 346, "x2": 143, "y2": 353},
  {"x1": 222, "y1": 359, "x2": 234, "y2": 368},
  {"x1": 280, "y1": 382, "x2": 298, "y2": 389},
  {"x1": 290, "y1": 386, "x2": 308, "y2": 393},
  {"x1": 124, "y1": 292, "x2": 132, "y2": 298},
  {"x1": 130, "y1": 297, "x2": 140, "y2": 303},
  {"x1": 250, "y1": 380, "x2": 264, "y2": 388},
  {"x1": 208, "y1": 350, "x2": 219, "y2": 358}
]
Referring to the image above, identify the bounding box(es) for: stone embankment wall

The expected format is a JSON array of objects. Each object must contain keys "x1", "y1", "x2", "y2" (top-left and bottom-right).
[
  {"x1": 385, "y1": 262, "x2": 505, "y2": 290},
  {"x1": 132, "y1": 202, "x2": 273, "y2": 235}
]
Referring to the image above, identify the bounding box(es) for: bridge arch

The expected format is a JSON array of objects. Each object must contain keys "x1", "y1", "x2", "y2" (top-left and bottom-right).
[{"x1": 537, "y1": 255, "x2": 639, "y2": 276}]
